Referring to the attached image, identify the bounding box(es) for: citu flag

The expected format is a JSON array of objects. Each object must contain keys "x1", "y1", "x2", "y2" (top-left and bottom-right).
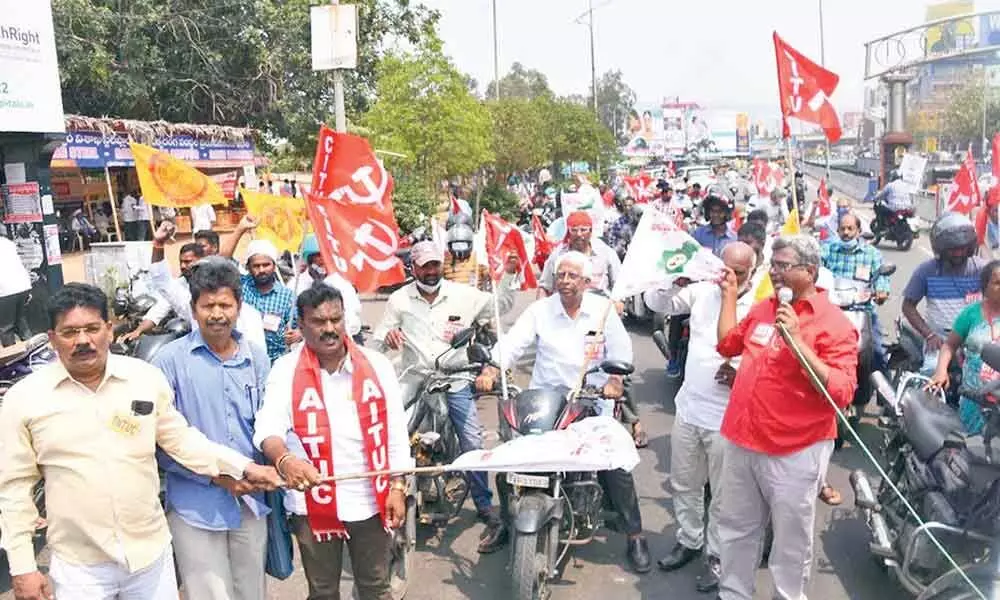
[
  {"x1": 754, "y1": 207, "x2": 801, "y2": 301},
  {"x1": 531, "y1": 213, "x2": 554, "y2": 271},
  {"x1": 242, "y1": 189, "x2": 307, "y2": 254},
  {"x1": 482, "y1": 209, "x2": 537, "y2": 290},
  {"x1": 129, "y1": 142, "x2": 227, "y2": 208},
  {"x1": 773, "y1": 31, "x2": 842, "y2": 142},
  {"x1": 817, "y1": 177, "x2": 831, "y2": 217},
  {"x1": 307, "y1": 126, "x2": 405, "y2": 293},
  {"x1": 993, "y1": 133, "x2": 1000, "y2": 180},
  {"x1": 946, "y1": 149, "x2": 980, "y2": 215}
]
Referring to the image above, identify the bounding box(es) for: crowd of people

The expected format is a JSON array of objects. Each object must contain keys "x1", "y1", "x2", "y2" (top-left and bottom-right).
[{"x1": 1, "y1": 162, "x2": 995, "y2": 600}]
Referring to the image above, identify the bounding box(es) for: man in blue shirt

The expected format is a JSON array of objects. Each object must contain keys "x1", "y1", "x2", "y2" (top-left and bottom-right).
[
  {"x1": 153, "y1": 260, "x2": 274, "y2": 600},
  {"x1": 692, "y1": 193, "x2": 737, "y2": 257}
]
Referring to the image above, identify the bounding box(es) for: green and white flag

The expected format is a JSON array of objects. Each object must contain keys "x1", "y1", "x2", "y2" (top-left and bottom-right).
[{"x1": 611, "y1": 208, "x2": 726, "y2": 300}]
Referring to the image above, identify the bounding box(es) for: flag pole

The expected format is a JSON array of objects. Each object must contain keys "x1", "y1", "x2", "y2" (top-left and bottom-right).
[{"x1": 785, "y1": 137, "x2": 800, "y2": 227}]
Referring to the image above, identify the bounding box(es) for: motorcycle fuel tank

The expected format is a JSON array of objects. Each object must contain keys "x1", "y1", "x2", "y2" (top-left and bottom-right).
[{"x1": 501, "y1": 387, "x2": 572, "y2": 435}]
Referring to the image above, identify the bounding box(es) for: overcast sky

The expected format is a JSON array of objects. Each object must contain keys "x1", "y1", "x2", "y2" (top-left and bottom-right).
[{"x1": 420, "y1": 0, "x2": 1000, "y2": 116}]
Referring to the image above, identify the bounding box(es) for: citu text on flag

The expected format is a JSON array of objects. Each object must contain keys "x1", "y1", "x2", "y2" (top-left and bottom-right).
[{"x1": 773, "y1": 31, "x2": 842, "y2": 143}]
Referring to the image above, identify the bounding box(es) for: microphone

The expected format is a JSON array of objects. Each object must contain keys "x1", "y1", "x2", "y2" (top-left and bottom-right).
[{"x1": 776, "y1": 287, "x2": 794, "y2": 343}]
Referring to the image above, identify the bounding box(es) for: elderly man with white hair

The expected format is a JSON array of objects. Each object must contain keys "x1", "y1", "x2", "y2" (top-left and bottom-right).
[{"x1": 475, "y1": 250, "x2": 652, "y2": 574}]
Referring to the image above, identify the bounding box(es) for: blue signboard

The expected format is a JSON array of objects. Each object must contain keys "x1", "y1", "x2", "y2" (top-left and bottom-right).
[
  {"x1": 51, "y1": 131, "x2": 255, "y2": 169},
  {"x1": 981, "y1": 13, "x2": 1000, "y2": 48}
]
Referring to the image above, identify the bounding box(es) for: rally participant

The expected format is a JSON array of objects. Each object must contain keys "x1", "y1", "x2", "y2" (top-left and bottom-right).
[
  {"x1": 475, "y1": 251, "x2": 652, "y2": 573},
  {"x1": 539, "y1": 211, "x2": 622, "y2": 299},
  {"x1": 763, "y1": 188, "x2": 790, "y2": 235},
  {"x1": 194, "y1": 229, "x2": 221, "y2": 256},
  {"x1": 441, "y1": 221, "x2": 487, "y2": 288},
  {"x1": 253, "y1": 284, "x2": 411, "y2": 600},
  {"x1": 148, "y1": 221, "x2": 267, "y2": 353},
  {"x1": 604, "y1": 196, "x2": 640, "y2": 259},
  {"x1": 292, "y1": 233, "x2": 362, "y2": 342},
  {"x1": 645, "y1": 243, "x2": 758, "y2": 592},
  {"x1": 874, "y1": 169, "x2": 915, "y2": 227},
  {"x1": 373, "y1": 241, "x2": 511, "y2": 552},
  {"x1": 0, "y1": 284, "x2": 281, "y2": 600},
  {"x1": 119, "y1": 242, "x2": 205, "y2": 344},
  {"x1": 902, "y1": 213, "x2": 985, "y2": 371},
  {"x1": 692, "y1": 193, "x2": 737, "y2": 256},
  {"x1": 715, "y1": 235, "x2": 858, "y2": 600},
  {"x1": 815, "y1": 196, "x2": 852, "y2": 243}
]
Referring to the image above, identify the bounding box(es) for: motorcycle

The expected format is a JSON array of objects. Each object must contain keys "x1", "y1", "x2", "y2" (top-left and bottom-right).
[
  {"x1": 490, "y1": 358, "x2": 635, "y2": 600},
  {"x1": 111, "y1": 270, "x2": 161, "y2": 339},
  {"x1": 885, "y1": 317, "x2": 962, "y2": 408},
  {"x1": 871, "y1": 202, "x2": 919, "y2": 251},
  {"x1": 111, "y1": 317, "x2": 192, "y2": 363},
  {"x1": 851, "y1": 347, "x2": 1000, "y2": 599},
  {"x1": 827, "y1": 262, "x2": 895, "y2": 448}
]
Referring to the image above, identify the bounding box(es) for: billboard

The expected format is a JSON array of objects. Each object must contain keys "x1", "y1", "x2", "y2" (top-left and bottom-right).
[
  {"x1": 0, "y1": 1, "x2": 65, "y2": 133},
  {"x1": 925, "y1": 1, "x2": 976, "y2": 55},
  {"x1": 622, "y1": 102, "x2": 753, "y2": 157}
]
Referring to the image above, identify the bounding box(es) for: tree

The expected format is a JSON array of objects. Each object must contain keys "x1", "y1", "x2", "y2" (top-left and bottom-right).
[
  {"x1": 485, "y1": 62, "x2": 552, "y2": 100},
  {"x1": 488, "y1": 98, "x2": 548, "y2": 178},
  {"x1": 52, "y1": 0, "x2": 439, "y2": 151},
  {"x1": 593, "y1": 70, "x2": 637, "y2": 144},
  {"x1": 363, "y1": 38, "x2": 493, "y2": 189},
  {"x1": 941, "y1": 78, "x2": 1000, "y2": 154},
  {"x1": 543, "y1": 97, "x2": 617, "y2": 171}
]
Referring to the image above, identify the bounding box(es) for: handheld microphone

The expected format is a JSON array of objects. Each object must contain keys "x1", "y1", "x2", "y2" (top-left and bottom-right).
[{"x1": 776, "y1": 287, "x2": 794, "y2": 342}]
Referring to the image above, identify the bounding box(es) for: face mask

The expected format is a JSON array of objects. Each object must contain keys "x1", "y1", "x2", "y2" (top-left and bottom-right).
[
  {"x1": 838, "y1": 238, "x2": 859, "y2": 250},
  {"x1": 415, "y1": 278, "x2": 441, "y2": 294},
  {"x1": 309, "y1": 264, "x2": 327, "y2": 280}
]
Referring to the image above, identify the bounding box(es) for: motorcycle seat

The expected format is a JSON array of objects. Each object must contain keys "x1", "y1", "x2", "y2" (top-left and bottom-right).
[
  {"x1": 0, "y1": 334, "x2": 48, "y2": 370},
  {"x1": 902, "y1": 390, "x2": 966, "y2": 462}
]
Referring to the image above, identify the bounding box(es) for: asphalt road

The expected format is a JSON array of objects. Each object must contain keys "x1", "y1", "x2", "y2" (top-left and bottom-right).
[{"x1": 0, "y1": 183, "x2": 934, "y2": 600}]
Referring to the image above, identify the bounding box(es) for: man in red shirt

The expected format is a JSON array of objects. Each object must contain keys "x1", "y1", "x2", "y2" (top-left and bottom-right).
[{"x1": 714, "y1": 234, "x2": 858, "y2": 600}]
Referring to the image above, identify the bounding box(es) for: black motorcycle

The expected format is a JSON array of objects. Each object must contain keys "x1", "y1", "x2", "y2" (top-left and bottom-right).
[
  {"x1": 111, "y1": 317, "x2": 191, "y2": 363},
  {"x1": 111, "y1": 271, "x2": 161, "y2": 339},
  {"x1": 488, "y1": 360, "x2": 634, "y2": 600},
  {"x1": 851, "y1": 349, "x2": 1000, "y2": 599},
  {"x1": 871, "y1": 202, "x2": 918, "y2": 251}
]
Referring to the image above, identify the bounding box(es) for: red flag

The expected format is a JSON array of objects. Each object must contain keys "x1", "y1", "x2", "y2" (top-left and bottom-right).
[
  {"x1": 773, "y1": 31, "x2": 842, "y2": 142},
  {"x1": 307, "y1": 127, "x2": 405, "y2": 293},
  {"x1": 482, "y1": 209, "x2": 537, "y2": 290},
  {"x1": 728, "y1": 207, "x2": 744, "y2": 235},
  {"x1": 947, "y1": 149, "x2": 981, "y2": 215},
  {"x1": 531, "y1": 214, "x2": 554, "y2": 271},
  {"x1": 993, "y1": 133, "x2": 1000, "y2": 179},
  {"x1": 817, "y1": 177, "x2": 831, "y2": 217},
  {"x1": 977, "y1": 187, "x2": 1000, "y2": 246},
  {"x1": 450, "y1": 195, "x2": 462, "y2": 215}
]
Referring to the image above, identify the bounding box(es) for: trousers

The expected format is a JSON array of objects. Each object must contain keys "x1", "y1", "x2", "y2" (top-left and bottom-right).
[
  {"x1": 716, "y1": 439, "x2": 833, "y2": 600},
  {"x1": 49, "y1": 545, "x2": 177, "y2": 600},
  {"x1": 447, "y1": 385, "x2": 492, "y2": 511},
  {"x1": 670, "y1": 419, "x2": 725, "y2": 557},
  {"x1": 291, "y1": 514, "x2": 392, "y2": 600},
  {"x1": 0, "y1": 290, "x2": 31, "y2": 347},
  {"x1": 167, "y1": 504, "x2": 268, "y2": 600}
]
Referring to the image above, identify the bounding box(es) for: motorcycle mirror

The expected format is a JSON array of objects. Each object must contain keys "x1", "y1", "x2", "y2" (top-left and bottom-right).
[
  {"x1": 861, "y1": 231, "x2": 876, "y2": 241},
  {"x1": 878, "y1": 263, "x2": 896, "y2": 276},
  {"x1": 983, "y1": 343, "x2": 1000, "y2": 373},
  {"x1": 449, "y1": 327, "x2": 475, "y2": 349},
  {"x1": 600, "y1": 360, "x2": 635, "y2": 376},
  {"x1": 466, "y1": 342, "x2": 491, "y2": 365}
]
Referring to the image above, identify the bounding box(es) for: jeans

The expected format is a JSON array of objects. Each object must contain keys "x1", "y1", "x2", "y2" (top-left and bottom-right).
[
  {"x1": 667, "y1": 314, "x2": 687, "y2": 360},
  {"x1": 871, "y1": 309, "x2": 886, "y2": 372},
  {"x1": 447, "y1": 385, "x2": 493, "y2": 511}
]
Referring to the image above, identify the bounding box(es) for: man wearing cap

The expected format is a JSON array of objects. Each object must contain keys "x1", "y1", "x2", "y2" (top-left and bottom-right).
[
  {"x1": 539, "y1": 211, "x2": 622, "y2": 298},
  {"x1": 373, "y1": 240, "x2": 513, "y2": 553}
]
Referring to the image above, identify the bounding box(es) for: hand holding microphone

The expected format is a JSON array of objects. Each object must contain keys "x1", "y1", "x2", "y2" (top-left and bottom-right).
[{"x1": 775, "y1": 287, "x2": 801, "y2": 341}]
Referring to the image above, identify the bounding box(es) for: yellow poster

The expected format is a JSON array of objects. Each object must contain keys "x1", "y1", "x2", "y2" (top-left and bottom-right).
[
  {"x1": 242, "y1": 189, "x2": 307, "y2": 253},
  {"x1": 925, "y1": 1, "x2": 976, "y2": 56},
  {"x1": 129, "y1": 142, "x2": 227, "y2": 208}
]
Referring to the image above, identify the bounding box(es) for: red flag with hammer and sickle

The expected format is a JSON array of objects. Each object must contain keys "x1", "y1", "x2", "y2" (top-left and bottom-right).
[
  {"x1": 773, "y1": 31, "x2": 842, "y2": 142},
  {"x1": 482, "y1": 209, "x2": 538, "y2": 290},
  {"x1": 307, "y1": 126, "x2": 405, "y2": 293}
]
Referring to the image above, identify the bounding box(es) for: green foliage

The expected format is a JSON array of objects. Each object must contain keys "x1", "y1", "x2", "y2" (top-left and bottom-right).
[
  {"x1": 391, "y1": 176, "x2": 437, "y2": 234},
  {"x1": 485, "y1": 62, "x2": 553, "y2": 100},
  {"x1": 363, "y1": 38, "x2": 494, "y2": 187},
  {"x1": 593, "y1": 70, "x2": 637, "y2": 145},
  {"x1": 941, "y1": 78, "x2": 1000, "y2": 150},
  {"x1": 52, "y1": 0, "x2": 439, "y2": 151},
  {"x1": 488, "y1": 98, "x2": 548, "y2": 178},
  {"x1": 477, "y1": 182, "x2": 519, "y2": 221},
  {"x1": 542, "y1": 97, "x2": 617, "y2": 169}
]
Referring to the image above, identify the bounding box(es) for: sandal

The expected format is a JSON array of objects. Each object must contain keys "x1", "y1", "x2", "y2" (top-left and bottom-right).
[
  {"x1": 818, "y1": 484, "x2": 842, "y2": 506},
  {"x1": 632, "y1": 423, "x2": 649, "y2": 448}
]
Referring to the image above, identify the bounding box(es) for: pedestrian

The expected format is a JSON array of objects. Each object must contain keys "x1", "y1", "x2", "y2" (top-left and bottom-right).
[
  {"x1": 714, "y1": 234, "x2": 858, "y2": 600},
  {"x1": 194, "y1": 229, "x2": 221, "y2": 257},
  {"x1": 0, "y1": 232, "x2": 32, "y2": 346},
  {"x1": 152, "y1": 260, "x2": 274, "y2": 600},
  {"x1": 0, "y1": 283, "x2": 281, "y2": 600},
  {"x1": 294, "y1": 234, "x2": 363, "y2": 342},
  {"x1": 134, "y1": 195, "x2": 152, "y2": 241},
  {"x1": 645, "y1": 242, "x2": 758, "y2": 593},
  {"x1": 191, "y1": 203, "x2": 217, "y2": 233},
  {"x1": 120, "y1": 190, "x2": 139, "y2": 241},
  {"x1": 254, "y1": 283, "x2": 412, "y2": 600}
]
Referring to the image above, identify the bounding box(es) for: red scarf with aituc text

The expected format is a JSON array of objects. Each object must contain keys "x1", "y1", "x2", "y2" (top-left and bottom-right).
[{"x1": 291, "y1": 337, "x2": 390, "y2": 540}]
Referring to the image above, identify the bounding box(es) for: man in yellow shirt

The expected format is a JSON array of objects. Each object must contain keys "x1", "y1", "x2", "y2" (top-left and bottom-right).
[{"x1": 0, "y1": 283, "x2": 282, "y2": 600}]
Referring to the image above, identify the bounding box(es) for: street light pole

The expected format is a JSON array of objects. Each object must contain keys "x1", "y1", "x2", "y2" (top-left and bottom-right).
[
  {"x1": 492, "y1": 0, "x2": 500, "y2": 100},
  {"x1": 588, "y1": 0, "x2": 597, "y2": 113},
  {"x1": 983, "y1": 66, "x2": 990, "y2": 158},
  {"x1": 819, "y1": 0, "x2": 830, "y2": 179}
]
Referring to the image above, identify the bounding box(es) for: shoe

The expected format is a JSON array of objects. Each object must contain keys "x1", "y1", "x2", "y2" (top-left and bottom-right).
[
  {"x1": 657, "y1": 542, "x2": 701, "y2": 571},
  {"x1": 666, "y1": 358, "x2": 682, "y2": 378},
  {"x1": 695, "y1": 555, "x2": 721, "y2": 593},
  {"x1": 477, "y1": 515, "x2": 509, "y2": 554},
  {"x1": 626, "y1": 536, "x2": 652, "y2": 573}
]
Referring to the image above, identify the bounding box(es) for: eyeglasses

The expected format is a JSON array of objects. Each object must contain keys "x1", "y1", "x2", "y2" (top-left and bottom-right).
[
  {"x1": 568, "y1": 227, "x2": 592, "y2": 235},
  {"x1": 556, "y1": 272, "x2": 583, "y2": 281},
  {"x1": 55, "y1": 324, "x2": 105, "y2": 340},
  {"x1": 769, "y1": 260, "x2": 807, "y2": 273}
]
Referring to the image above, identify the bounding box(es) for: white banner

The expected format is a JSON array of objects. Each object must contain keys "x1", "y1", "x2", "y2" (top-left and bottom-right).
[
  {"x1": 899, "y1": 153, "x2": 928, "y2": 193},
  {"x1": 610, "y1": 208, "x2": 725, "y2": 300},
  {"x1": 0, "y1": 1, "x2": 64, "y2": 133},
  {"x1": 449, "y1": 416, "x2": 640, "y2": 473}
]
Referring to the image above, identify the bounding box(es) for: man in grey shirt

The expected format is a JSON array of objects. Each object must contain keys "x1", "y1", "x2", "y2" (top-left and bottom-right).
[{"x1": 539, "y1": 210, "x2": 622, "y2": 298}]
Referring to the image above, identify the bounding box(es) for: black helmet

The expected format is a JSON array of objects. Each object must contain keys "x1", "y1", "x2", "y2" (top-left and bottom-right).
[
  {"x1": 656, "y1": 179, "x2": 672, "y2": 192},
  {"x1": 447, "y1": 224, "x2": 475, "y2": 260},
  {"x1": 930, "y1": 212, "x2": 976, "y2": 256},
  {"x1": 889, "y1": 169, "x2": 902, "y2": 182},
  {"x1": 701, "y1": 192, "x2": 732, "y2": 218}
]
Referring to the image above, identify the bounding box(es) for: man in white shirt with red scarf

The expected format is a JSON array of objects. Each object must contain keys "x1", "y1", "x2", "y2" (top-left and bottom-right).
[{"x1": 253, "y1": 284, "x2": 412, "y2": 600}]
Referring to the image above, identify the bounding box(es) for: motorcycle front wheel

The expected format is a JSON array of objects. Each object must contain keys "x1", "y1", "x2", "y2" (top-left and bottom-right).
[
  {"x1": 896, "y1": 226, "x2": 914, "y2": 251},
  {"x1": 512, "y1": 529, "x2": 550, "y2": 600}
]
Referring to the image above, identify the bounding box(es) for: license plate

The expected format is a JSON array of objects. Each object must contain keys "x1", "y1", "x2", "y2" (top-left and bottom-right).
[{"x1": 506, "y1": 472, "x2": 549, "y2": 488}]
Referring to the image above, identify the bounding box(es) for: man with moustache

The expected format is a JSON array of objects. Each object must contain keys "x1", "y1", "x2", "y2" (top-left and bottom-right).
[
  {"x1": 238, "y1": 239, "x2": 297, "y2": 362},
  {"x1": 644, "y1": 242, "x2": 758, "y2": 593},
  {"x1": 152, "y1": 260, "x2": 275, "y2": 600},
  {"x1": 373, "y1": 240, "x2": 510, "y2": 553},
  {"x1": 118, "y1": 241, "x2": 205, "y2": 344},
  {"x1": 0, "y1": 283, "x2": 281, "y2": 600},
  {"x1": 714, "y1": 235, "x2": 858, "y2": 600},
  {"x1": 539, "y1": 211, "x2": 622, "y2": 299},
  {"x1": 254, "y1": 284, "x2": 411, "y2": 600}
]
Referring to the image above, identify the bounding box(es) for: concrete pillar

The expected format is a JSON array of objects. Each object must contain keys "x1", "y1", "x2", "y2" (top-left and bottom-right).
[{"x1": 883, "y1": 72, "x2": 913, "y2": 134}]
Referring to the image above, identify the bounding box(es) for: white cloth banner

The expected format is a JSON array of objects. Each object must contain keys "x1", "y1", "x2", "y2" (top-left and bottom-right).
[
  {"x1": 449, "y1": 416, "x2": 640, "y2": 473},
  {"x1": 610, "y1": 208, "x2": 726, "y2": 300}
]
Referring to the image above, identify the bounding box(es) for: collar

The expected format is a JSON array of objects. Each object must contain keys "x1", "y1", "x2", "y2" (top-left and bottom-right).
[
  {"x1": 406, "y1": 279, "x2": 453, "y2": 303},
  {"x1": 550, "y1": 292, "x2": 599, "y2": 320},
  {"x1": 772, "y1": 288, "x2": 825, "y2": 313},
  {"x1": 49, "y1": 353, "x2": 130, "y2": 391},
  {"x1": 187, "y1": 328, "x2": 250, "y2": 361}
]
